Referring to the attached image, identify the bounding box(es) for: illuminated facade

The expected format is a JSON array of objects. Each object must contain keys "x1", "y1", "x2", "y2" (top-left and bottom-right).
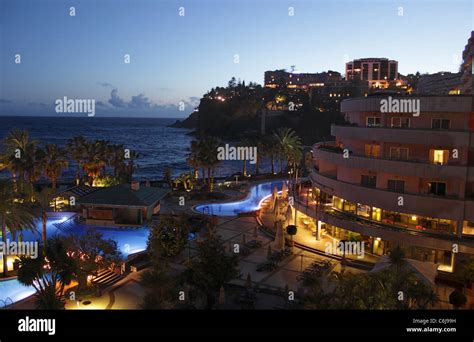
[
  {"x1": 345, "y1": 58, "x2": 398, "y2": 88},
  {"x1": 304, "y1": 95, "x2": 474, "y2": 274}
]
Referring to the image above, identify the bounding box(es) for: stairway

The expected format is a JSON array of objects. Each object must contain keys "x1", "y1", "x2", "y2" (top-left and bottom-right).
[
  {"x1": 91, "y1": 269, "x2": 123, "y2": 288},
  {"x1": 53, "y1": 214, "x2": 78, "y2": 234}
]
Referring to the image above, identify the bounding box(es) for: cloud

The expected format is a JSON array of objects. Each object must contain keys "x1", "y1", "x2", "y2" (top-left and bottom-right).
[
  {"x1": 108, "y1": 88, "x2": 127, "y2": 108},
  {"x1": 98, "y1": 82, "x2": 114, "y2": 88},
  {"x1": 0, "y1": 99, "x2": 13, "y2": 104},
  {"x1": 130, "y1": 94, "x2": 152, "y2": 109}
]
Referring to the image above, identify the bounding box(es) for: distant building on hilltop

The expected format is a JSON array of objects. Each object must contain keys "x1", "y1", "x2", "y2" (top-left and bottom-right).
[
  {"x1": 417, "y1": 72, "x2": 462, "y2": 95},
  {"x1": 345, "y1": 58, "x2": 399, "y2": 89},
  {"x1": 264, "y1": 70, "x2": 342, "y2": 89},
  {"x1": 461, "y1": 31, "x2": 474, "y2": 94}
]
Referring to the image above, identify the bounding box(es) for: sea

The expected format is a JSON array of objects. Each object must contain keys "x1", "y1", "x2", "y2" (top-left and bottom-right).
[{"x1": 0, "y1": 116, "x2": 269, "y2": 182}]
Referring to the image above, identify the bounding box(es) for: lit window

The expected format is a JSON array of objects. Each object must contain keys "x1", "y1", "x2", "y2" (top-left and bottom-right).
[{"x1": 430, "y1": 149, "x2": 449, "y2": 165}]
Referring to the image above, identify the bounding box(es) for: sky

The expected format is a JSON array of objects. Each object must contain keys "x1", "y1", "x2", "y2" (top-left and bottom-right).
[{"x1": 0, "y1": 0, "x2": 473, "y2": 118}]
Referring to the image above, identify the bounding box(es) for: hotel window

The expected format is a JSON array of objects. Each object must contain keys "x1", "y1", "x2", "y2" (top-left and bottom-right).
[
  {"x1": 366, "y1": 117, "x2": 381, "y2": 127},
  {"x1": 361, "y1": 175, "x2": 377, "y2": 188},
  {"x1": 372, "y1": 64, "x2": 379, "y2": 80},
  {"x1": 389, "y1": 147, "x2": 409, "y2": 160},
  {"x1": 428, "y1": 182, "x2": 446, "y2": 196},
  {"x1": 364, "y1": 144, "x2": 380, "y2": 158},
  {"x1": 431, "y1": 118, "x2": 450, "y2": 129},
  {"x1": 430, "y1": 149, "x2": 449, "y2": 165},
  {"x1": 387, "y1": 179, "x2": 405, "y2": 193},
  {"x1": 391, "y1": 117, "x2": 410, "y2": 128}
]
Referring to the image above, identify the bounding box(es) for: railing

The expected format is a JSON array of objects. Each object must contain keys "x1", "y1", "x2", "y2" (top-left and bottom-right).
[{"x1": 0, "y1": 297, "x2": 14, "y2": 309}]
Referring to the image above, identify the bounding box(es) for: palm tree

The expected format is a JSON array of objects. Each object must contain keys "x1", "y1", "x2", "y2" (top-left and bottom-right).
[
  {"x1": 196, "y1": 136, "x2": 220, "y2": 192},
  {"x1": 32, "y1": 187, "x2": 54, "y2": 255},
  {"x1": 187, "y1": 140, "x2": 200, "y2": 180},
  {"x1": 43, "y1": 145, "x2": 69, "y2": 192},
  {"x1": 273, "y1": 127, "x2": 302, "y2": 177},
  {"x1": 2, "y1": 129, "x2": 40, "y2": 191},
  {"x1": 17, "y1": 236, "x2": 76, "y2": 309},
  {"x1": 83, "y1": 140, "x2": 108, "y2": 186},
  {"x1": 107, "y1": 144, "x2": 125, "y2": 178},
  {"x1": 0, "y1": 179, "x2": 36, "y2": 277},
  {"x1": 67, "y1": 136, "x2": 87, "y2": 186}
]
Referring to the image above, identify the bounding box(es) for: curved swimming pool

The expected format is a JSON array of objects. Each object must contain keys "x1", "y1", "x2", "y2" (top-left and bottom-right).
[
  {"x1": 0, "y1": 278, "x2": 36, "y2": 307},
  {"x1": 194, "y1": 180, "x2": 286, "y2": 216}
]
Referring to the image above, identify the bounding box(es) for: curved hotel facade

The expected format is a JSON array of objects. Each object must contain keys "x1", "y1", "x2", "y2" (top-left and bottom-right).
[{"x1": 302, "y1": 95, "x2": 474, "y2": 274}]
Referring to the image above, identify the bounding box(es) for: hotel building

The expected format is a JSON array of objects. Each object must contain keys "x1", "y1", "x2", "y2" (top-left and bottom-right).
[
  {"x1": 345, "y1": 58, "x2": 398, "y2": 88},
  {"x1": 264, "y1": 70, "x2": 342, "y2": 89},
  {"x1": 302, "y1": 95, "x2": 474, "y2": 275}
]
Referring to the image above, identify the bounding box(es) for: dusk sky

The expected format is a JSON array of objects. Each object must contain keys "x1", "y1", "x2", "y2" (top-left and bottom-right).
[{"x1": 0, "y1": 0, "x2": 473, "y2": 117}]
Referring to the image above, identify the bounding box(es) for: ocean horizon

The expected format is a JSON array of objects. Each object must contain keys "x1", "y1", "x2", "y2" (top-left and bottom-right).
[{"x1": 0, "y1": 116, "x2": 268, "y2": 183}]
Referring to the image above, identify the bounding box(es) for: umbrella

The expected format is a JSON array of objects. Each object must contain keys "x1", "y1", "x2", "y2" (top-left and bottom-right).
[
  {"x1": 370, "y1": 255, "x2": 438, "y2": 286},
  {"x1": 274, "y1": 220, "x2": 285, "y2": 251},
  {"x1": 281, "y1": 182, "x2": 288, "y2": 199},
  {"x1": 270, "y1": 186, "x2": 279, "y2": 210},
  {"x1": 245, "y1": 273, "x2": 252, "y2": 289},
  {"x1": 219, "y1": 286, "x2": 226, "y2": 305}
]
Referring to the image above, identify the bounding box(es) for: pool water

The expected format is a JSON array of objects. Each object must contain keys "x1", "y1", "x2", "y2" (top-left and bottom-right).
[
  {"x1": 194, "y1": 180, "x2": 286, "y2": 216},
  {"x1": 1, "y1": 216, "x2": 197, "y2": 306},
  {"x1": 0, "y1": 278, "x2": 36, "y2": 307}
]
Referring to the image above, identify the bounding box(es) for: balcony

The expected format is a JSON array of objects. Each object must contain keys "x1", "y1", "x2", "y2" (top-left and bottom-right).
[
  {"x1": 313, "y1": 144, "x2": 470, "y2": 180},
  {"x1": 310, "y1": 171, "x2": 467, "y2": 221},
  {"x1": 296, "y1": 205, "x2": 474, "y2": 254},
  {"x1": 331, "y1": 125, "x2": 472, "y2": 147}
]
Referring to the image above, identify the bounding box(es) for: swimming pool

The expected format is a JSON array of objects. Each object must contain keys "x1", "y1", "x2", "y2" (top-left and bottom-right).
[
  {"x1": 1, "y1": 215, "x2": 199, "y2": 306},
  {"x1": 0, "y1": 278, "x2": 36, "y2": 307},
  {"x1": 194, "y1": 180, "x2": 286, "y2": 216}
]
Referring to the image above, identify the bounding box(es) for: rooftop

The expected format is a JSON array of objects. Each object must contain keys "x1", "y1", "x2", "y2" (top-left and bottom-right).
[{"x1": 77, "y1": 185, "x2": 169, "y2": 208}]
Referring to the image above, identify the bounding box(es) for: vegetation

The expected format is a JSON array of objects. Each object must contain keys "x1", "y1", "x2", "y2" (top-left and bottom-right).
[
  {"x1": 17, "y1": 237, "x2": 76, "y2": 309},
  {"x1": 1, "y1": 130, "x2": 139, "y2": 188},
  {"x1": 64, "y1": 230, "x2": 122, "y2": 292},
  {"x1": 298, "y1": 247, "x2": 439, "y2": 309},
  {"x1": 0, "y1": 179, "x2": 36, "y2": 277},
  {"x1": 148, "y1": 215, "x2": 190, "y2": 259},
  {"x1": 184, "y1": 230, "x2": 239, "y2": 309}
]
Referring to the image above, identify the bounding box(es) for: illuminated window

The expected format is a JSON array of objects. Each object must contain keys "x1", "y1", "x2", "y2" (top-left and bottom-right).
[
  {"x1": 430, "y1": 149, "x2": 448, "y2": 165},
  {"x1": 365, "y1": 144, "x2": 380, "y2": 158}
]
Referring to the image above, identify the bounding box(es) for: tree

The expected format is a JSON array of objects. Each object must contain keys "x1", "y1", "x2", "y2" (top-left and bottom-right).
[
  {"x1": 1, "y1": 129, "x2": 38, "y2": 188},
  {"x1": 43, "y1": 144, "x2": 69, "y2": 192},
  {"x1": 82, "y1": 140, "x2": 108, "y2": 186},
  {"x1": 449, "y1": 289, "x2": 467, "y2": 309},
  {"x1": 17, "y1": 236, "x2": 76, "y2": 309},
  {"x1": 187, "y1": 140, "x2": 200, "y2": 180},
  {"x1": 273, "y1": 127, "x2": 302, "y2": 177},
  {"x1": 67, "y1": 136, "x2": 87, "y2": 185},
  {"x1": 139, "y1": 264, "x2": 179, "y2": 309},
  {"x1": 64, "y1": 230, "x2": 122, "y2": 291},
  {"x1": 32, "y1": 187, "x2": 54, "y2": 255},
  {"x1": 185, "y1": 232, "x2": 239, "y2": 309},
  {"x1": 195, "y1": 135, "x2": 221, "y2": 192},
  {"x1": 0, "y1": 179, "x2": 36, "y2": 277},
  {"x1": 148, "y1": 215, "x2": 189, "y2": 259}
]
